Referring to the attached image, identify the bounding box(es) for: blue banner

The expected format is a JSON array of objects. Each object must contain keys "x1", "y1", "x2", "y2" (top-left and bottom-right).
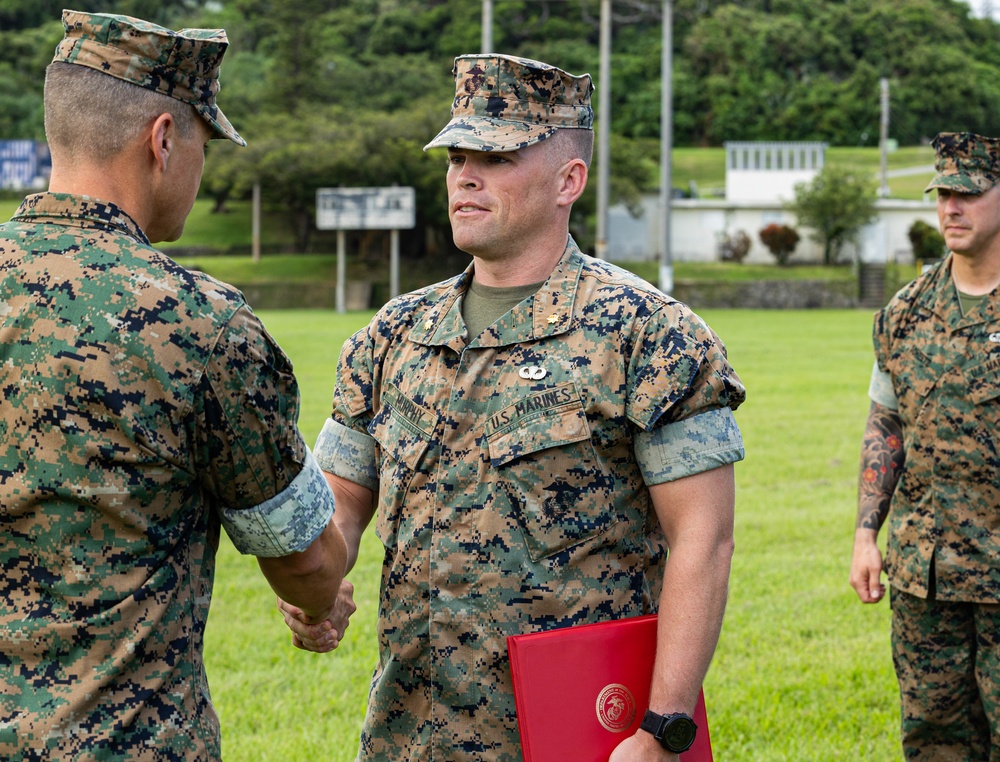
[{"x1": 0, "y1": 141, "x2": 50, "y2": 190}]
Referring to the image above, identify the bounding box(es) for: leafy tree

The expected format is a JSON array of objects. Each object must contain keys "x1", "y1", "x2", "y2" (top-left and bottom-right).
[
  {"x1": 0, "y1": 0, "x2": 61, "y2": 31},
  {"x1": 0, "y1": 63, "x2": 44, "y2": 139},
  {"x1": 0, "y1": 0, "x2": 206, "y2": 30},
  {"x1": 5, "y1": 0, "x2": 1000, "y2": 148},
  {"x1": 0, "y1": 22, "x2": 63, "y2": 140},
  {"x1": 206, "y1": 99, "x2": 449, "y2": 252},
  {"x1": 678, "y1": 0, "x2": 1000, "y2": 145},
  {"x1": 9, "y1": 0, "x2": 1000, "y2": 258},
  {"x1": 787, "y1": 165, "x2": 878, "y2": 265}
]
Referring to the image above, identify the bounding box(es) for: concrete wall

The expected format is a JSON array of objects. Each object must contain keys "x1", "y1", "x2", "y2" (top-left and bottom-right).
[
  {"x1": 672, "y1": 278, "x2": 860, "y2": 310},
  {"x1": 607, "y1": 196, "x2": 939, "y2": 266}
]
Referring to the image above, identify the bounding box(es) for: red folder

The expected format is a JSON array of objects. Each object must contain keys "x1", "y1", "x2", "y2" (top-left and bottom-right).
[{"x1": 507, "y1": 614, "x2": 713, "y2": 762}]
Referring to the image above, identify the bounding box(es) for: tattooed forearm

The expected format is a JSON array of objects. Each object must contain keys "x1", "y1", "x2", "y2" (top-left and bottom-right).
[{"x1": 856, "y1": 401, "x2": 905, "y2": 531}]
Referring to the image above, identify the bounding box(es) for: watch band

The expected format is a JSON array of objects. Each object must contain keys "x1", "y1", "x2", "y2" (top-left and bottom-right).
[{"x1": 639, "y1": 709, "x2": 664, "y2": 736}]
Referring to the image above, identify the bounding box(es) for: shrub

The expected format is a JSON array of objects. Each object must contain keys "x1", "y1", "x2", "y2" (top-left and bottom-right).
[
  {"x1": 758, "y1": 223, "x2": 800, "y2": 266},
  {"x1": 907, "y1": 219, "x2": 946, "y2": 261},
  {"x1": 718, "y1": 230, "x2": 752, "y2": 263}
]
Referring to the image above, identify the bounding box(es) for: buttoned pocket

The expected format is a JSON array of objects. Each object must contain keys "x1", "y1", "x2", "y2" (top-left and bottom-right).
[
  {"x1": 368, "y1": 383, "x2": 436, "y2": 549},
  {"x1": 487, "y1": 383, "x2": 617, "y2": 562}
]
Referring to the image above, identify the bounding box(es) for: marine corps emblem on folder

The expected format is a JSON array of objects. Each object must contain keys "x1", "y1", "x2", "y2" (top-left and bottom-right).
[{"x1": 596, "y1": 683, "x2": 636, "y2": 732}]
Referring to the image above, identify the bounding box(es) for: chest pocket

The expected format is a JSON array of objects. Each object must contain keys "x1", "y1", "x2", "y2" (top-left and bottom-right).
[
  {"x1": 964, "y1": 356, "x2": 1000, "y2": 468},
  {"x1": 368, "y1": 383, "x2": 436, "y2": 549},
  {"x1": 486, "y1": 383, "x2": 616, "y2": 562},
  {"x1": 966, "y1": 355, "x2": 1000, "y2": 407}
]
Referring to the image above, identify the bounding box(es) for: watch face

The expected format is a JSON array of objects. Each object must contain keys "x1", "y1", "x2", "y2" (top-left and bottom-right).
[{"x1": 662, "y1": 715, "x2": 697, "y2": 752}]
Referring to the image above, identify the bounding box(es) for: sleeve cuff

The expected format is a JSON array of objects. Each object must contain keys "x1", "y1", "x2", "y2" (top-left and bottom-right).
[
  {"x1": 635, "y1": 407, "x2": 745, "y2": 485},
  {"x1": 314, "y1": 418, "x2": 379, "y2": 492},
  {"x1": 220, "y1": 449, "x2": 335, "y2": 557}
]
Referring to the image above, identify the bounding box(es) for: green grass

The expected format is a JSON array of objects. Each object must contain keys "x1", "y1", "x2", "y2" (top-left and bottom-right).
[
  {"x1": 204, "y1": 308, "x2": 902, "y2": 762},
  {"x1": 180, "y1": 252, "x2": 342, "y2": 284},
  {"x1": 169, "y1": 254, "x2": 856, "y2": 294}
]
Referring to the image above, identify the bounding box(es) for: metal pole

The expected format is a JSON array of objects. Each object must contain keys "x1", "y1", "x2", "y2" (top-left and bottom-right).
[
  {"x1": 879, "y1": 77, "x2": 889, "y2": 198},
  {"x1": 251, "y1": 181, "x2": 261, "y2": 263},
  {"x1": 659, "y1": 0, "x2": 673, "y2": 294},
  {"x1": 482, "y1": 0, "x2": 493, "y2": 53},
  {"x1": 595, "y1": 0, "x2": 611, "y2": 260},
  {"x1": 336, "y1": 229, "x2": 346, "y2": 314},
  {"x1": 390, "y1": 229, "x2": 400, "y2": 300}
]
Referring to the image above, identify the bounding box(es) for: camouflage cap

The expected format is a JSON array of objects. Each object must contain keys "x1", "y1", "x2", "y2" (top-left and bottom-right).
[
  {"x1": 925, "y1": 132, "x2": 1000, "y2": 195},
  {"x1": 52, "y1": 9, "x2": 245, "y2": 146},
  {"x1": 424, "y1": 54, "x2": 594, "y2": 152}
]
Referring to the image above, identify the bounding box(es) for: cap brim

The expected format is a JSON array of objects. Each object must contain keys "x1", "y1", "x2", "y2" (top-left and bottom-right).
[
  {"x1": 195, "y1": 103, "x2": 246, "y2": 147},
  {"x1": 925, "y1": 172, "x2": 991, "y2": 195},
  {"x1": 423, "y1": 116, "x2": 556, "y2": 152}
]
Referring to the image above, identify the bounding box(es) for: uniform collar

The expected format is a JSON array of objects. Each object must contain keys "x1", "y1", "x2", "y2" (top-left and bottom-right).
[
  {"x1": 918, "y1": 253, "x2": 1000, "y2": 331},
  {"x1": 11, "y1": 192, "x2": 151, "y2": 246},
  {"x1": 409, "y1": 237, "x2": 583, "y2": 350}
]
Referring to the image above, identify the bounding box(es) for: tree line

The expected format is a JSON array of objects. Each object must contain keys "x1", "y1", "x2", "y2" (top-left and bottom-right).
[{"x1": 1, "y1": 0, "x2": 996, "y2": 253}]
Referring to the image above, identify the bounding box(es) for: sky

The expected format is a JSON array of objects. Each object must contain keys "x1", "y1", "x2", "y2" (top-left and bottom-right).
[{"x1": 960, "y1": 0, "x2": 996, "y2": 19}]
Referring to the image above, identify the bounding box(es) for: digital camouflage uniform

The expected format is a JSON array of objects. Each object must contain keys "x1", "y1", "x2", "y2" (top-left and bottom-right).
[
  {"x1": 0, "y1": 11, "x2": 330, "y2": 761},
  {"x1": 315, "y1": 238, "x2": 745, "y2": 761},
  {"x1": 0, "y1": 193, "x2": 334, "y2": 761},
  {"x1": 875, "y1": 258, "x2": 1000, "y2": 604},
  {"x1": 869, "y1": 132, "x2": 1000, "y2": 760}
]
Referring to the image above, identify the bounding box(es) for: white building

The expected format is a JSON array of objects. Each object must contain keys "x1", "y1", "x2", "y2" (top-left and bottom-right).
[
  {"x1": 724, "y1": 141, "x2": 826, "y2": 203},
  {"x1": 606, "y1": 141, "x2": 937, "y2": 266}
]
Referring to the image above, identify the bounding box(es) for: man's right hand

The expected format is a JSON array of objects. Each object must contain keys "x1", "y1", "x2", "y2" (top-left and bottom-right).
[
  {"x1": 849, "y1": 528, "x2": 885, "y2": 604},
  {"x1": 277, "y1": 579, "x2": 357, "y2": 652}
]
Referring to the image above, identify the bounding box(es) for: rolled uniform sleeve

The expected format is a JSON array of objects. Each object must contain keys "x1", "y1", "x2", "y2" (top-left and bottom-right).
[
  {"x1": 627, "y1": 302, "x2": 746, "y2": 483},
  {"x1": 315, "y1": 417, "x2": 378, "y2": 491},
  {"x1": 193, "y1": 305, "x2": 335, "y2": 556},
  {"x1": 636, "y1": 407, "x2": 745, "y2": 485},
  {"x1": 868, "y1": 360, "x2": 899, "y2": 410},
  {"x1": 313, "y1": 326, "x2": 380, "y2": 490},
  {"x1": 626, "y1": 304, "x2": 745, "y2": 428}
]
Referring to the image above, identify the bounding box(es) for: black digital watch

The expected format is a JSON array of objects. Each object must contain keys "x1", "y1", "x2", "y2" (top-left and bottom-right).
[{"x1": 639, "y1": 709, "x2": 698, "y2": 753}]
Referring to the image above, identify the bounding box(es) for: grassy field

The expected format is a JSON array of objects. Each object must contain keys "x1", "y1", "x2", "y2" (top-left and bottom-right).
[{"x1": 203, "y1": 307, "x2": 901, "y2": 762}]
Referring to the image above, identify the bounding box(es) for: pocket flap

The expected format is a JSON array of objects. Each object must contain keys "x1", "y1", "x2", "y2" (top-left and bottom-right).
[
  {"x1": 369, "y1": 382, "x2": 435, "y2": 471},
  {"x1": 487, "y1": 383, "x2": 588, "y2": 468},
  {"x1": 966, "y1": 355, "x2": 1000, "y2": 405}
]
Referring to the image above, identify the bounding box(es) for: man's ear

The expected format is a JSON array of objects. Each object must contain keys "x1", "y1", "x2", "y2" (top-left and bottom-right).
[
  {"x1": 148, "y1": 112, "x2": 175, "y2": 173},
  {"x1": 556, "y1": 158, "x2": 588, "y2": 208}
]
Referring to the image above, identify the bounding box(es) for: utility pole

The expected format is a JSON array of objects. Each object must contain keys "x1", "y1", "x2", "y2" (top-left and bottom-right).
[
  {"x1": 659, "y1": 0, "x2": 673, "y2": 294},
  {"x1": 595, "y1": 0, "x2": 611, "y2": 260},
  {"x1": 482, "y1": 0, "x2": 493, "y2": 52},
  {"x1": 879, "y1": 77, "x2": 889, "y2": 198},
  {"x1": 252, "y1": 181, "x2": 261, "y2": 263}
]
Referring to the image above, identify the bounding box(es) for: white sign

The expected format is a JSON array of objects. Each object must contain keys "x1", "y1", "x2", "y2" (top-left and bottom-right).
[{"x1": 316, "y1": 186, "x2": 416, "y2": 230}]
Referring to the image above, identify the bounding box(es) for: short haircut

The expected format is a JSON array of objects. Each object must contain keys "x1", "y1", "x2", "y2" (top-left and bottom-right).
[
  {"x1": 544, "y1": 128, "x2": 595, "y2": 170},
  {"x1": 44, "y1": 62, "x2": 198, "y2": 162}
]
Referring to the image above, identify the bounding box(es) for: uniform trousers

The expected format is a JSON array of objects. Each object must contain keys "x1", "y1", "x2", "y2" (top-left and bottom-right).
[{"x1": 892, "y1": 589, "x2": 1000, "y2": 761}]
